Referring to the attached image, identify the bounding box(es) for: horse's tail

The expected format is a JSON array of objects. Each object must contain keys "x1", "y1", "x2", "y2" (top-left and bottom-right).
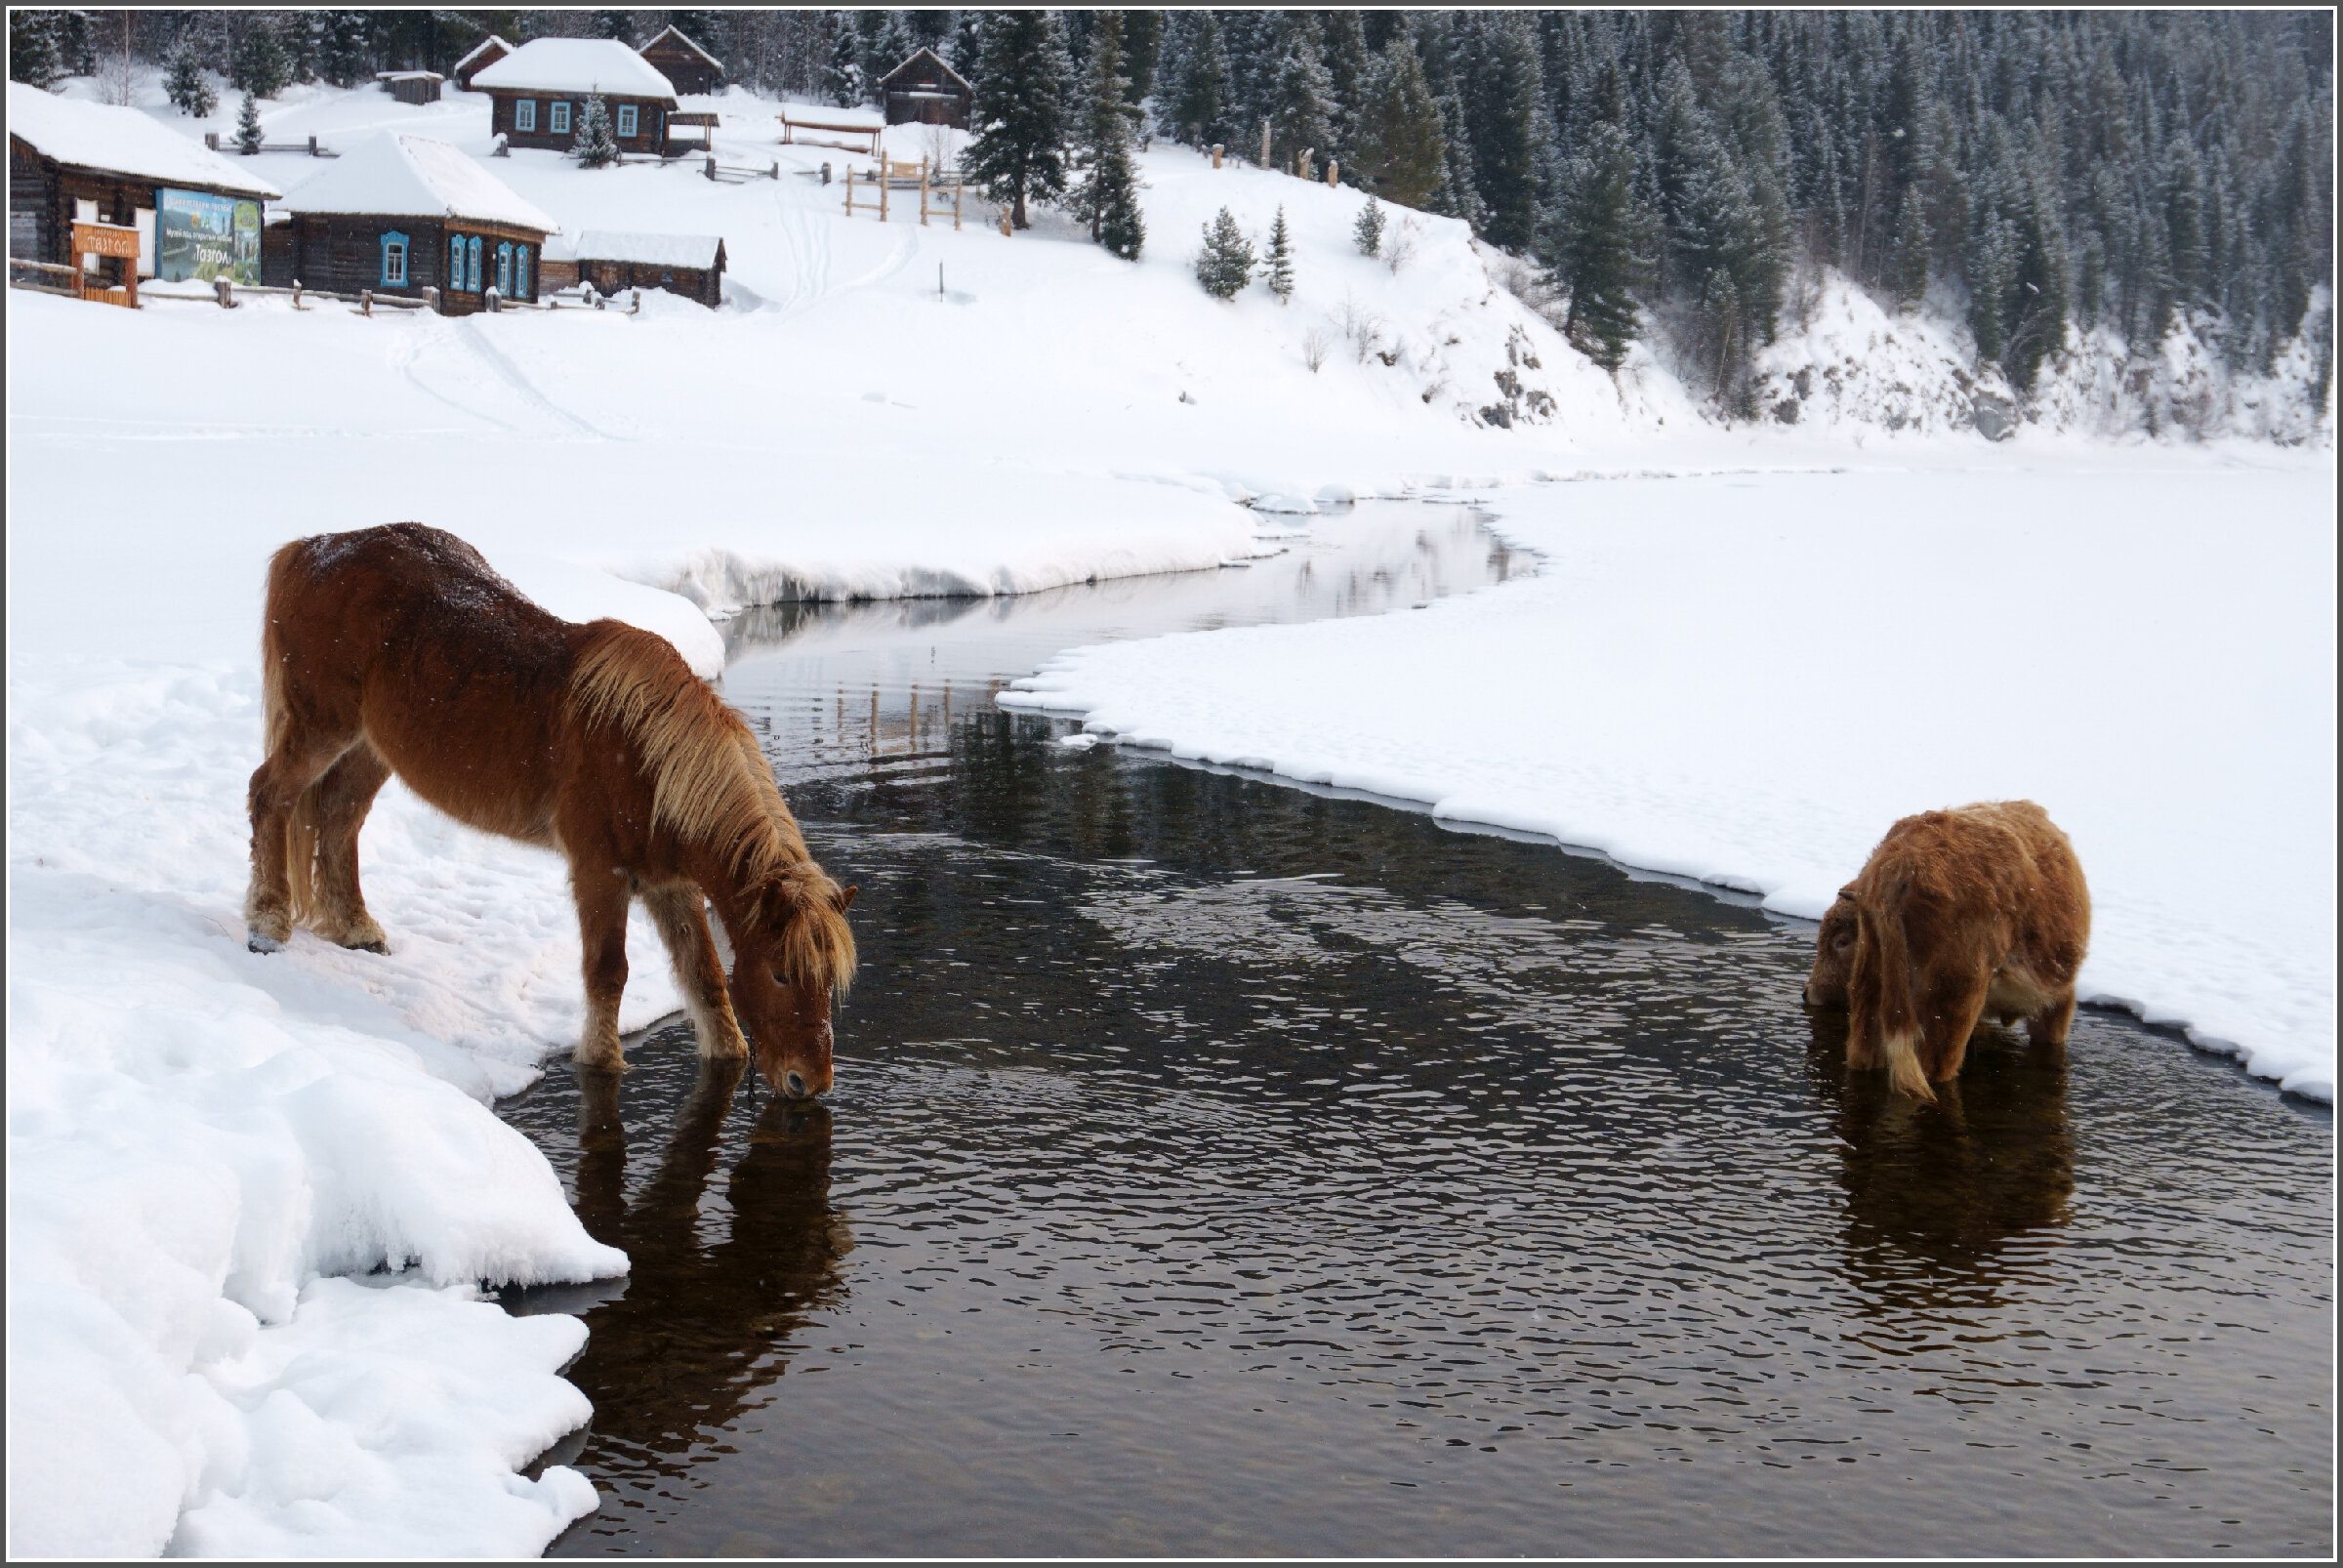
[
  {"x1": 1851, "y1": 882, "x2": 1933, "y2": 1103},
  {"x1": 283, "y1": 785, "x2": 324, "y2": 928},
  {"x1": 259, "y1": 539, "x2": 317, "y2": 926}
]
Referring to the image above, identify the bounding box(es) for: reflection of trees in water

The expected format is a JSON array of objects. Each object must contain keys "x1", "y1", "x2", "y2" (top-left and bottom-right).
[
  {"x1": 561, "y1": 1058, "x2": 852, "y2": 1482},
  {"x1": 1805, "y1": 1011, "x2": 2075, "y2": 1312}
]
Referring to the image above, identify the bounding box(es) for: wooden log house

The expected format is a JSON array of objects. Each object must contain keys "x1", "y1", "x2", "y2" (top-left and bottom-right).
[
  {"x1": 450, "y1": 34, "x2": 513, "y2": 91},
  {"x1": 263, "y1": 131, "x2": 556, "y2": 315},
  {"x1": 541, "y1": 229, "x2": 725, "y2": 308},
  {"x1": 637, "y1": 25, "x2": 725, "y2": 97},
  {"x1": 8, "y1": 81, "x2": 281, "y2": 290},
  {"x1": 879, "y1": 49, "x2": 973, "y2": 130},
  {"x1": 376, "y1": 70, "x2": 444, "y2": 106},
  {"x1": 469, "y1": 39, "x2": 679, "y2": 157}
]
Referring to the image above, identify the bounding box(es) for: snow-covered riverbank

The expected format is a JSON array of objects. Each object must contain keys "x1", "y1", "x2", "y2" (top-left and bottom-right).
[{"x1": 1005, "y1": 461, "x2": 2338, "y2": 1102}]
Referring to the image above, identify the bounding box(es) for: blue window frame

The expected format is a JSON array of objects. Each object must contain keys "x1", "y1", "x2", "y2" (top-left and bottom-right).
[
  {"x1": 447, "y1": 232, "x2": 464, "y2": 288},
  {"x1": 467, "y1": 235, "x2": 482, "y2": 292},
  {"x1": 514, "y1": 99, "x2": 536, "y2": 133},
  {"x1": 495, "y1": 241, "x2": 513, "y2": 296},
  {"x1": 515, "y1": 246, "x2": 531, "y2": 300},
  {"x1": 616, "y1": 103, "x2": 637, "y2": 139},
  {"x1": 380, "y1": 229, "x2": 408, "y2": 286},
  {"x1": 549, "y1": 100, "x2": 571, "y2": 135}
]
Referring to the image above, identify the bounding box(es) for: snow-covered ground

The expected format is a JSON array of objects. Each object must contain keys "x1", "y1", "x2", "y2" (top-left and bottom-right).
[
  {"x1": 1005, "y1": 463, "x2": 2338, "y2": 1102},
  {"x1": 8, "y1": 69, "x2": 2335, "y2": 1557}
]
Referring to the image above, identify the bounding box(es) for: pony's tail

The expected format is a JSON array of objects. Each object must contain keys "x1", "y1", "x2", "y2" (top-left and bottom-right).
[
  {"x1": 1852, "y1": 886, "x2": 1933, "y2": 1103},
  {"x1": 260, "y1": 539, "x2": 315, "y2": 927},
  {"x1": 283, "y1": 787, "x2": 323, "y2": 928}
]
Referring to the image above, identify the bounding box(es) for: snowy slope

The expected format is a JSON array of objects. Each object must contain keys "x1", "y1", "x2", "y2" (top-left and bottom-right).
[
  {"x1": 7, "y1": 71, "x2": 2334, "y2": 1559},
  {"x1": 1003, "y1": 463, "x2": 2338, "y2": 1103}
]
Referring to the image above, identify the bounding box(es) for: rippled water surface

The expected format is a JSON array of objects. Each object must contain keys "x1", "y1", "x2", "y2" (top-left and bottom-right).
[{"x1": 501, "y1": 506, "x2": 2330, "y2": 1557}]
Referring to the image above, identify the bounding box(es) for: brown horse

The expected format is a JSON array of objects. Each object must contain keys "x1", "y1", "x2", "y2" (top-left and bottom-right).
[
  {"x1": 243, "y1": 522, "x2": 856, "y2": 1097},
  {"x1": 1802, "y1": 800, "x2": 2090, "y2": 1102}
]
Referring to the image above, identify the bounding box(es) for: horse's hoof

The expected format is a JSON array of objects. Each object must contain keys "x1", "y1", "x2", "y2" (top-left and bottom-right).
[
  {"x1": 351, "y1": 940, "x2": 389, "y2": 955},
  {"x1": 247, "y1": 931, "x2": 284, "y2": 954}
]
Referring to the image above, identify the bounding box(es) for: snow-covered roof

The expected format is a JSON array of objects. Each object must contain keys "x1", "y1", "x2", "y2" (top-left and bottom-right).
[
  {"x1": 545, "y1": 229, "x2": 722, "y2": 268},
  {"x1": 640, "y1": 25, "x2": 722, "y2": 69},
  {"x1": 452, "y1": 35, "x2": 512, "y2": 73},
  {"x1": 468, "y1": 39, "x2": 677, "y2": 102},
  {"x1": 278, "y1": 132, "x2": 558, "y2": 234},
  {"x1": 5, "y1": 81, "x2": 281, "y2": 198},
  {"x1": 376, "y1": 71, "x2": 444, "y2": 82},
  {"x1": 880, "y1": 48, "x2": 972, "y2": 94}
]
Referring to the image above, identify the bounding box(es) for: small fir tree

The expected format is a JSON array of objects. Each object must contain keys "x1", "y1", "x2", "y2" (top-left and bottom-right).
[
  {"x1": 1264, "y1": 206, "x2": 1295, "y2": 302},
  {"x1": 964, "y1": 11, "x2": 1074, "y2": 230},
  {"x1": 231, "y1": 21, "x2": 290, "y2": 99},
  {"x1": 235, "y1": 91, "x2": 264, "y2": 155},
  {"x1": 1553, "y1": 122, "x2": 1649, "y2": 372},
  {"x1": 1196, "y1": 207, "x2": 1255, "y2": 299},
  {"x1": 1890, "y1": 186, "x2": 1930, "y2": 309},
  {"x1": 573, "y1": 93, "x2": 619, "y2": 168},
  {"x1": 823, "y1": 22, "x2": 865, "y2": 107},
  {"x1": 1354, "y1": 194, "x2": 1386, "y2": 257},
  {"x1": 1071, "y1": 15, "x2": 1146, "y2": 261},
  {"x1": 166, "y1": 48, "x2": 219, "y2": 117}
]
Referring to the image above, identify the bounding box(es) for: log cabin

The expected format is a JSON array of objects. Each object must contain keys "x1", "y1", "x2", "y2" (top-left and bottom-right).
[
  {"x1": 638, "y1": 25, "x2": 725, "y2": 97},
  {"x1": 376, "y1": 70, "x2": 443, "y2": 106},
  {"x1": 8, "y1": 81, "x2": 281, "y2": 289},
  {"x1": 879, "y1": 49, "x2": 973, "y2": 130},
  {"x1": 451, "y1": 34, "x2": 513, "y2": 92},
  {"x1": 265, "y1": 131, "x2": 556, "y2": 315},
  {"x1": 469, "y1": 39, "x2": 679, "y2": 157},
  {"x1": 542, "y1": 229, "x2": 725, "y2": 308}
]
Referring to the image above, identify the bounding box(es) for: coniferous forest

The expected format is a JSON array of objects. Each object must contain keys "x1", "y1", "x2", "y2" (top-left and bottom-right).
[{"x1": 14, "y1": 9, "x2": 2332, "y2": 415}]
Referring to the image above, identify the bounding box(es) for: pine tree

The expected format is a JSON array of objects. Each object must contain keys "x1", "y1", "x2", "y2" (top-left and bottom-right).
[
  {"x1": 232, "y1": 19, "x2": 290, "y2": 99},
  {"x1": 1269, "y1": 17, "x2": 1336, "y2": 175},
  {"x1": 1265, "y1": 206, "x2": 1295, "y2": 301},
  {"x1": 1430, "y1": 93, "x2": 1486, "y2": 229},
  {"x1": 319, "y1": 12, "x2": 370, "y2": 90},
  {"x1": 1555, "y1": 122, "x2": 1649, "y2": 372},
  {"x1": 822, "y1": 19, "x2": 865, "y2": 108},
  {"x1": 8, "y1": 13, "x2": 61, "y2": 89},
  {"x1": 573, "y1": 93, "x2": 619, "y2": 169},
  {"x1": 1462, "y1": 15, "x2": 1544, "y2": 252},
  {"x1": 235, "y1": 91, "x2": 264, "y2": 155},
  {"x1": 592, "y1": 12, "x2": 632, "y2": 43},
  {"x1": 1197, "y1": 207, "x2": 1256, "y2": 299},
  {"x1": 946, "y1": 11, "x2": 985, "y2": 75},
  {"x1": 165, "y1": 48, "x2": 218, "y2": 117},
  {"x1": 1122, "y1": 11, "x2": 1164, "y2": 107},
  {"x1": 1168, "y1": 11, "x2": 1226, "y2": 146},
  {"x1": 1354, "y1": 194, "x2": 1386, "y2": 258},
  {"x1": 1319, "y1": 12, "x2": 1371, "y2": 178},
  {"x1": 1357, "y1": 38, "x2": 1445, "y2": 211},
  {"x1": 964, "y1": 11, "x2": 1074, "y2": 230},
  {"x1": 1072, "y1": 13, "x2": 1146, "y2": 261},
  {"x1": 1890, "y1": 186, "x2": 1929, "y2": 308}
]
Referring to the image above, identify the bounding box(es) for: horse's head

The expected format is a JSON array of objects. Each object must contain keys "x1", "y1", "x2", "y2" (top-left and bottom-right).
[
  {"x1": 729, "y1": 867, "x2": 858, "y2": 1099},
  {"x1": 1803, "y1": 885, "x2": 1859, "y2": 1008}
]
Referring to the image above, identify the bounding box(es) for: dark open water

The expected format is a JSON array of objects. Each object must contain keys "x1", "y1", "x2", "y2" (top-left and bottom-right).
[{"x1": 500, "y1": 505, "x2": 2331, "y2": 1558}]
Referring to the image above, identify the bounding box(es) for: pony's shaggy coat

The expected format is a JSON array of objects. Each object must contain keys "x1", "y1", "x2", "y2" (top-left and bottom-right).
[
  {"x1": 244, "y1": 523, "x2": 854, "y2": 1095},
  {"x1": 1803, "y1": 801, "x2": 2090, "y2": 1102}
]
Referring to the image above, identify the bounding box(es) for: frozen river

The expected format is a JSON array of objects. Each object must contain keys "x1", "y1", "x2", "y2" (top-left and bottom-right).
[{"x1": 499, "y1": 504, "x2": 2330, "y2": 1556}]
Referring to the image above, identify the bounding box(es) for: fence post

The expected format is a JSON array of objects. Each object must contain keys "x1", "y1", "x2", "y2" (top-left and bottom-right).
[
  {"x1": 769, "y1": 160, "x2": 779, "y2": 181},
  {"x1": 706, "y1": 154, "x2": 717, "y2": 181},
  {"x1": 308, "y1": 135, "x2": 318, "y2": 156},
  {"x1": 291, "y1": 279, "x2": 303, "y2": 309},
  {"x1": 843, "y1": 166, "x2": 852, "y2": 213},
  {"x1": 205, "y1": 132, "x2": 219, "y2": 150},
  {"x1": 422, "y1": 285, "x2": 439, "y2": 313},
  {"x1": 630, "y1": 289, "x2": 640, "y2": 314},
  {"x1": 1259, "y1": 119, "x2": 1270, "y2": 169},
  {"x1": 920, "y1": 163, "x2": 929, "y2": 226},
  {"x1": 215, "y1": 277, "x2": 233, "y2": 309},
  {"x1": 1327, "y1": 160, "x2": 1338, "y2": 187},
  {"x1": 821, "y1": 161, "x2": 831, "y2": 186},
  {"x1": 485, "y1": 285, "x2": 500, "y2": 313},
  {"x1": 359, "y1": 287, "x2": 371, "y2": 316},
  {"x1": 1212, "y1": 144, "x2": 1224, "y2": 170}
]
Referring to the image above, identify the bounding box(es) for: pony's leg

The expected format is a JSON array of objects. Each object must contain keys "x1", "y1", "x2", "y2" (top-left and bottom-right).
[
  {"x1": 1922, "y1": 970, "x2": 1995, "y2": 1085},
  {"x1": 245, "y1": 730, "x2": 353, "y2": 951},
  {"x1": 305, "y1": 742, "x2": 393, "y2": 952},
  {"x1": 570, "y1": 862, "x2": 632, "y2": 1071},
  {"x1": 2028, "y1": 990, "x2": 2079, "y2": 1049},
  {"x1": 642, "y1": 883, "x2": 749, "y2": 1060}
]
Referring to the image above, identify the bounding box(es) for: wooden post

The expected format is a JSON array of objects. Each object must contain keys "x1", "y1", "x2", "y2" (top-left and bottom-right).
[
  {"x1": 292, "y1": 279, "x2": 304, "y2": 309},
  {"x1": 920, "y1": 161, "x2": 929, "y2": 226},
  {"x1": 880, "y1": 166, "x2": 889, "y2": 222},
  {"x1": 1212, "y1": 144, "x2": 1224, "y2": 170},
  {"x1": 630, "y1": 289, "x2": 640, "y2": 313},
  {"x1": 769, "y1": 160, "x2": 779, "y2": 181},
  {"x1": 954, "y1": 176, "x2": 963, "y2": 231},
  {"x1": 706, "y1": 154, "x2": 717, "y2": 181},
  {"x1": 308, "y1": 135, "x2": 318, "y2": 156},
  {"x1": 359, "y1": 287, "x2": 370, "y2": 316},
  {"x1": 205, "y1": 132, "x2": 219, "y2": 150},
  {"x1": 216, "y1": 277, "x2": 234, "y2": 309},
  {"x1": 843, "y1": 165, "x2": 852, "y2": 214},
  {"x1": 1327, "y1": 160, "x2": 1338, "y2": 187},
  {"x1": 999, "y1": 209, "x2": 1011, "y2": 236},
  {"x1": 1259, "y1": 119, "x2": 1270, "y2": 169},
  {"x1": 1299, "y1": 147, "x2": 1314, "y2": 181}
]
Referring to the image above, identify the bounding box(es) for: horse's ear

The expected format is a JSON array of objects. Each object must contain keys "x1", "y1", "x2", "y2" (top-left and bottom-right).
[{"x1": 835, "y1": 884, "x2": 859, "y2": 913}]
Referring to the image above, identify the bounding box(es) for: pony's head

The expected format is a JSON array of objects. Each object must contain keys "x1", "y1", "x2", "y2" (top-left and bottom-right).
[
  {"x1": 729, "y1": 863, "x2": 858, "y2": 1098},
  {"x1": 1803, "y1": 885, "x2": 1859, "y2": 1008}
]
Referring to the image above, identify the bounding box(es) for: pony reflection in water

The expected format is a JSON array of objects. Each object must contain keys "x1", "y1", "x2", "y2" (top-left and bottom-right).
[{"x1": 242, "y1": 522, "x2": 856, "y2": 1097}]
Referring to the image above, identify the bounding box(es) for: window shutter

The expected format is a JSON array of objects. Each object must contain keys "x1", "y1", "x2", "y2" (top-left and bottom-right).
[{"x1": 381, "y1": 229, "x2": 409, "y2": 286}]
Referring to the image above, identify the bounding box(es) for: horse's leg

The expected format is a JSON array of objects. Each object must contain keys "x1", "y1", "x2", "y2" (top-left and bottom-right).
[
  {"x1": 305, "y1": 741, "x2": 393, "y2": 952},
  {"x1": 1922, "y1": 969, "x2": 1995, "y2": 1085},
  {"x1": 245, "y1": 727, "x2": 354, "y2": 952},
  {"x1": 2027, "y1": 989, "x2": 2078, "y2": 1050},
  {"x1": 643, "y1": 882, "x2": 749, "y2": 1060},
  {"x1": 570, "y1": 859, "x2": 632, "y2": 1072}
]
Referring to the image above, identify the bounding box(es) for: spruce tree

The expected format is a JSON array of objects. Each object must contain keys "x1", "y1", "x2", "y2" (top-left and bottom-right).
[
  {"x1": 1196, "y1": 207, "x2": 1255, "y2": 299},
  {"x1": 1122, "y1": 11, "x2": 1164, "y2": 107},
  {"x1": 1072, "y1": 14, "x2": 1145, "y2": 260},
  {"x1": 1354, "y1": 194, "x2": 1386, "y2": 258},
  {"x1": 1168, "y1": 11, "x2": 1226, "y2": 146},
  {"x1": 1890, "y1": 186, "x2": 1929, "y2": 309},
  {"x1": 1265, "y1": 206, "x2": 1295, "y2": 301},
  {"x1": 235, "y1": 91, "x2": 264, "y2": 155},
  {"x1": 573, "y1": 93, "x2": 619, "y2": 169},
  {"x1": 166, "y1": 48, "x2": 218, "y2": 117},
  {"x1": 232, "y1": 20, "x2": 290, "y2": 99},
  {"x1": 822, "y1": 21, "x2": 865, "y2": 108},
  {"x1": 1430, "y1": 94, "x2": 1486, "y2": 230},
  {"x1": 1319, "y1": 12, "x2": 1371, "y2": 177},
  {"x1": 946, "y1": 11, "x2": 985, "y2": 75},
  {"x1": 1555, "y1": 122, "x2": 1649, "y2": 372},
  {"x1": 592, "y1": 12, "x2": 632, "y2": 42},
  {"x1": 964, "y1": 11, "x2": 1074, "y2": 230},
  {"x1": 1269, "y1": 17, "x2": 1336, "y2": 175},
  {"x1": 9, "y1": 12, "x2": 61, "y2": 88},
  {"x1": 319, "y1": 12, "x2": 370, "y2": 90},
  {"x1": 1358, "y1": 38, "x2": 1445, "y2": 211},
  {"x1": 1462, "y1": 15, "x2": 1544, "y2": 253}
]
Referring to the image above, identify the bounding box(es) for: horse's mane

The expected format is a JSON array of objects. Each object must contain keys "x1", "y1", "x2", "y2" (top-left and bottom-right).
[{"x1": 567, "y1": 622, "x2": 855, "y2": 992}]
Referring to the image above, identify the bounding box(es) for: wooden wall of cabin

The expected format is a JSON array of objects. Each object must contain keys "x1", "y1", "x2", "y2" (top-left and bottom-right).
[{"x1": 488, "y1": 92, "x2": 669, "y2": 153}]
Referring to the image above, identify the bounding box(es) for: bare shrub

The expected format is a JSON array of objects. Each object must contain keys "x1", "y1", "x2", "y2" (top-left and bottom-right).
[
  {"x1": 1302, "y1": 326, "x2": 1334, "y2": 373},
  {"x1": 1335, "y1": 292, "x2": 1388, "y2": 364}
]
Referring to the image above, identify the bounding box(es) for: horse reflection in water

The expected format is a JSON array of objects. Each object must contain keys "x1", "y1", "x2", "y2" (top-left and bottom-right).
[
  {"x1": 1805, "y1": 1008, "x2": 2076, "y2": 1313},
  {"x1": 511, "y1": 1041, "x2": 853, "y2": 1515}
]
